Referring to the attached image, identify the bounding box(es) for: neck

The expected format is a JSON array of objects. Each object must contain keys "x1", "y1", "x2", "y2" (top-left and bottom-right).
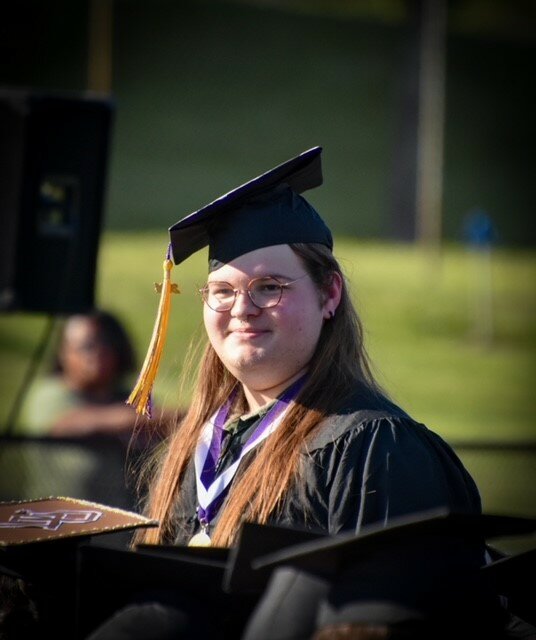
[{"x1": 240, "y1": 367, "x2": 308, "y2": 413}]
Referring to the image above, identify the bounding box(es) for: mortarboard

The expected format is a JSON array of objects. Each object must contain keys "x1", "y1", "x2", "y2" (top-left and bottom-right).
[
  {"x1": 0, "y1": 496, "x2": 157, "y2": 547},
  {"x1": 251, "y1": 508, "x2": 536, "y2": 576},
  {"x1": 224, "y1": 521, "x2": 325, "y2": 595},
  {"x1": 169, "y1": 145, "x2": 330, "y2": 268},
  {"x1": 240, "y1": 508, "x2": 536, "y2": 640},
  {"x1": 78, "y1": 521, "x2": 324, "y2": 639},
  {"x1": 0, "y1": 497, "x2": 158, "y2": 640},
  {"x1": 127, "y1": 146, "x2": 332, "y2": 417},
  {"x1": 77, "y1": 542, "x2": 235, "y2": 638},
  {"x1": 481, "y1": 547, "x2": 536, "y2": 627}
]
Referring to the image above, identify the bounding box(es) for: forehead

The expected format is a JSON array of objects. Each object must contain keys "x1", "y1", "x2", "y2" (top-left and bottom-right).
[
  {"x1": 207, "y1": 244, "x2": 303, "y2": 281},
  {"x1": 62, "y1": 316, "x2": 101, "y2": 346},
  {"x1": 62, "y1": 318, "x2": 99, "y2": 343}
]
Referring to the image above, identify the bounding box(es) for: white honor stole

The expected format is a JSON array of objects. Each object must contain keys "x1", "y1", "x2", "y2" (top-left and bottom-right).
[{"x1": 194, "y1": 406, "x2": 290, "y2": 520}]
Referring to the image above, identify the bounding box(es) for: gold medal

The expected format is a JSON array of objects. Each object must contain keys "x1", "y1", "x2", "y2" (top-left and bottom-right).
[{"x1": 188, "y1": 530, "x2": 212, "y2": 547}]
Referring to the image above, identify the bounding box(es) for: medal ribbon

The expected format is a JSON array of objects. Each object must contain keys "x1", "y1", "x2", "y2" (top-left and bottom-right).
[{"x1": 194, "y1": 375, "x2": 306, "y2": 527}]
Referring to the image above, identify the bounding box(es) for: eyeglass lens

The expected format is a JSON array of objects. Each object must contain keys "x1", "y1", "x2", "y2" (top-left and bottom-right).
[{"x1": 204, "y1": 277, "x2": 283, "y2": 310}]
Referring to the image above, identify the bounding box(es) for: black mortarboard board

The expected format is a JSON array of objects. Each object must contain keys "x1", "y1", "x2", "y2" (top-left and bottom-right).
[
  {"x1": 241, "y1": 509, "x2": 536, "y2": 640},
  {"x1": 77, "y1": 541, "x2": 283, "y2": 639},
  {"x1": 77, "y1": 543, "x2": 235, "y2": 638},
  {"x1": 481, "y1": 548, "x2": 536, "y2": 627},
  {"x1": 77, "y1": 527, "x2": 327, "y2": 639},
  {"x1": 224, "y1": 521, "x2": 324, "y2": 595},
  {"x1": 252, "y1": 508, "x2": 536, "y2": 576},
  {"x1": 168, "y1": 146, "x2": 332, "y2": 268}
]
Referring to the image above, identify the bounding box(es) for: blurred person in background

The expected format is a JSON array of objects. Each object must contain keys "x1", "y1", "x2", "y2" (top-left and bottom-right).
[{"x1": 18, "y1": 309, "x2": 169, "y2": 441}]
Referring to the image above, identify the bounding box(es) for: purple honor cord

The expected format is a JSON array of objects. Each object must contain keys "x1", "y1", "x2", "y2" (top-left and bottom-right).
[{"x1": 195, "y1": 375, "x2": 307, "y2": 528}]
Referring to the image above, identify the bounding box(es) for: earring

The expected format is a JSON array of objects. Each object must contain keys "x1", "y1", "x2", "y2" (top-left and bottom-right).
[{"x1": 328, "y1": 311, "x2": 334, "y2": 319}]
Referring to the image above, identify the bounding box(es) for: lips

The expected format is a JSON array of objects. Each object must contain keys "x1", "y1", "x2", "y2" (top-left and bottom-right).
[{"x1": 229, "y1": 327, "x2": 269, "y2": 338}]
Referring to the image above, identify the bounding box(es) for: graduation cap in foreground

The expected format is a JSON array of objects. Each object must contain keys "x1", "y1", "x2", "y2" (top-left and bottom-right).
[
  {"x1": 0, "y1": 497, "x2": 157, "y2": 640},
  {"x1": 240, "y1": 509, "x2": 536, "y2": 640},
  {"x1": 0, "y1": 496, "x2": 157, "y2": 547},
  {"x1": 481, "y1": 547, "x2": 536, "y2": 627},
  {"x1": 224, "y1": 521, "x2": 325, "y2": 595},
  {"x1": 77, "y1": 541, "x2": 236, "y2": 639},
  {"x1": 78, "y1": 523, "x2": 326, "y2": 639},
  {"x1": 127, "y1": 146, "x2": 333, "y2": 417}
]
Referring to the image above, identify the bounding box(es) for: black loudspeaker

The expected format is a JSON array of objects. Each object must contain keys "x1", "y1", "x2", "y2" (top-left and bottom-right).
[{"x1": 0, "y1": 88, "x2": 114, "y2": 314}]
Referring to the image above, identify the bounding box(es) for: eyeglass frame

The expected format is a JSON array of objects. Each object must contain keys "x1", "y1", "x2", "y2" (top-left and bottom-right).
[{"x1": 198, "y1": 274, "x2": 309, "y2": 312}]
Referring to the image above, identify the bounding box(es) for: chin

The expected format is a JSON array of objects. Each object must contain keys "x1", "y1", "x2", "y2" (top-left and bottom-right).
[{"x1": 222, "y1": 351, "x2": 272, "y2": 376}]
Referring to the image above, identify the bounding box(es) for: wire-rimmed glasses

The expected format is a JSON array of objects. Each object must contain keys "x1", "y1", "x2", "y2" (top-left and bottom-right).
[{"x1": 199, "y1": 274, "x2": 308, "y2": 312}]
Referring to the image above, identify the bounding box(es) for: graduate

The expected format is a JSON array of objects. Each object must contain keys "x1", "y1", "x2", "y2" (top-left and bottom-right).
[{"x1": 129, "y1": 146, "x2": 481, "y2": 549}]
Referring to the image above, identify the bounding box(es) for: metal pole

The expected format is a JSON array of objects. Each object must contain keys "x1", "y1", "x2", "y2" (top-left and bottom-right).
[
  {"x1": 87, "y1": 0, "x2": 113, "y2": 94},
  {"x1": 415, "y1": 0, "x2": 447, "y2": 250}
]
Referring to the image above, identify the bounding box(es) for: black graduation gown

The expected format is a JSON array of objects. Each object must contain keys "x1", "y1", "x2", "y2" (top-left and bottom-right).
[
  {"x1": 81, "y1": 390, "x2": 484, "y2": 640},
  {"x1": 169, "y1": 390, "x2": 481, "y2": 545}
]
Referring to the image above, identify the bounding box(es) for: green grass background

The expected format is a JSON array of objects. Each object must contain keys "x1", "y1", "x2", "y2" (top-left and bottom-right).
[{"x1": 1, "y1": 233, "x2": 534, "y2": 529}]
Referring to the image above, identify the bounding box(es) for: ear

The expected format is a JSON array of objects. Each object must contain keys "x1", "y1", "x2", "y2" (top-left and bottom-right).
[{"x1": 322, "y1": 271, "x2": 343, "y2": 320}]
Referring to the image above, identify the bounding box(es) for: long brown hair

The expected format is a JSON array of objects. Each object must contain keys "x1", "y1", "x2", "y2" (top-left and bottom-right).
[{"x1": 135, "y1": 243, "x2": 384, "y2": 547}]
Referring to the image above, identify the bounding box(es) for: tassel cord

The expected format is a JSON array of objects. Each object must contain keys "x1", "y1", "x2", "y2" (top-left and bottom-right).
[{"x1": 127, "y1": 256, "x2": 178, "y2": 417}]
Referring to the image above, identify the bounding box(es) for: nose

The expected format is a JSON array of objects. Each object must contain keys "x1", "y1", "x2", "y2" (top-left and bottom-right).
[{"x1": 230, "y1": 289, "x2": 261, "y2": 317}]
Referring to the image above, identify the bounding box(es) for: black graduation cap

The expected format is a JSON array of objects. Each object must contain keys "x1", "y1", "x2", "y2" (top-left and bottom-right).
[
  {"x1": 168, "y1": 146, "x2": 332, "y2": 268},
  {"x1": 481, "y1": 547, "x2": 536, "y2": 627},
  {"x1": 77, "y1": 543, "x2": 236, "y2": 639},
  {"x1": 252, "y1": 508, "x2": 536, "y2": 575},
  {"x1": 78, "y1": 526, "x2": 323, "y2": 640},
  {"x1": 224, "y1": 521, "x2": 325, "y2": 595},
  {"x1": 240, "y1": 509, "x2": 536, "y2": 640}
]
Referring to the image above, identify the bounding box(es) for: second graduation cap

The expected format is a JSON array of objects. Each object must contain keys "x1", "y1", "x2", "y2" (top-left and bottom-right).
[
  {"x1": 251, "y1": 508, "x2": 536, "y2": 576},
  {"x1": 241, "y1": 509, "x2": 536, "y2": 640}
]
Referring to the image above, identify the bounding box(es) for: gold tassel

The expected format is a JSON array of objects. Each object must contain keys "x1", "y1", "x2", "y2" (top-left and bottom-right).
[{"x1": 127, "y1": 247, "x2": 180, "y2": 417}]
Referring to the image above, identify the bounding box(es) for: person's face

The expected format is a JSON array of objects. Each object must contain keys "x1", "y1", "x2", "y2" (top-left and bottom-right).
[
  {"x1": 203, "y1": 244, "x2": 339, "y2": 394},
  {"x1": 59, "y1": 317, "x2": 119, "y2": 392}
]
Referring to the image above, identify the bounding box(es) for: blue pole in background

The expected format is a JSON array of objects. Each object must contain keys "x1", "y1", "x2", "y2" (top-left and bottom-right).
[{"x1": 463, "y1": 208, "x2": 497, "y2": 345}]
